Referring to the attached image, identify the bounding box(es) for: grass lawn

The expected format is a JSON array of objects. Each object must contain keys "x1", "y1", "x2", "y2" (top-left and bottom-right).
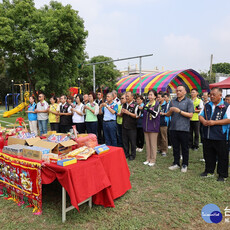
[
  {"x1": 0, "y1": 106, "x2": 28, "y2": 128},
  {"x1": 0, "y1": 107, "x2": 230, "y2": 229}
]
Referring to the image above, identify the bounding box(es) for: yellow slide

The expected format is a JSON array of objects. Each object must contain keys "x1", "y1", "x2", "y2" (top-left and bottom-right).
[
  {"x1": 3, "y1": 92, "x2": 29, "y2": 118},
  {"x1": 3, "y1": 102, "x2": 29, "y2": 118}
]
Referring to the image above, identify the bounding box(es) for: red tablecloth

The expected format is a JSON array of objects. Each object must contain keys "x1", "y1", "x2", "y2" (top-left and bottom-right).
[{"x1": 42, "y1": 146, "x2": 131, "y2": 210}]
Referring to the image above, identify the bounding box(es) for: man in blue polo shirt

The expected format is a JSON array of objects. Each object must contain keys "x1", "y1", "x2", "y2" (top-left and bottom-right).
[
  {"x1": 199, "y1": 87, "x2": 230, "y2": 182},
  {"x1": 99, "y1": 92, "x2": 118, "y2": 146}
]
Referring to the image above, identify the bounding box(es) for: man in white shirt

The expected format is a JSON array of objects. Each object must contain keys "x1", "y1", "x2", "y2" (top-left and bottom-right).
[
  {"x1": 112, "y1": 90, "x2": 120, "y2": 105},
  {"x1": 35, "y1": 93, "x2": 49, "y2": 135}
]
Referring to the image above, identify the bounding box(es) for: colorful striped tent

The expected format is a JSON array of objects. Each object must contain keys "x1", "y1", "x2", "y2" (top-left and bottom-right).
[{"x1": 116, "y1": 69, "x2": 208, "y2": 94}]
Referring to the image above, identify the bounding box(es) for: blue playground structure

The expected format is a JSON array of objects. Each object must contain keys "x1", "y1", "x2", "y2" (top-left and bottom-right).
[{"x1": 5, "y1": 93, "x2": 20, "y2": 110}]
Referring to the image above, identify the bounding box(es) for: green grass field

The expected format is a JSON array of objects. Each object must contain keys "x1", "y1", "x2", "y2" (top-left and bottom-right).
[{"x1": 0, "y1": 107, "x2": 230, "y2": 229}]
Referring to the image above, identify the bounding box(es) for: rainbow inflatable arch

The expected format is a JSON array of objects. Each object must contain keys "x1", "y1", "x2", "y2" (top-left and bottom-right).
[{"x1": 116, "y1": 69, "x2": 208, "y2": 94}]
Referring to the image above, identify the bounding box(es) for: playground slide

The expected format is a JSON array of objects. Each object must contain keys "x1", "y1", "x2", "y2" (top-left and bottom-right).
[{"x1": 3, "y1": 102, "x2": 28, "y2": 118}]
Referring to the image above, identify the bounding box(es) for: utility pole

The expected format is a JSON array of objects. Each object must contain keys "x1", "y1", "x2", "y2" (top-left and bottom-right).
[
  {"x1": 210, "y1": 54, "x2": 213, "y2": 81},
  {"x1": 139, "y1": 57, "x2": 142, "y2": 94}
]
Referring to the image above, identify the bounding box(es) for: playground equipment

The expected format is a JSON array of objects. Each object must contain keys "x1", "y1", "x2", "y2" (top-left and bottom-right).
[
  {"x1": 5, "y1": 93, "x2": 20, "y2": 110},
  {"x1": 5, "y1": 81, "x2": 30, "y2": 110},
  {"x1": 3, "y1": 92, "x2": 30, "y2": 118}
]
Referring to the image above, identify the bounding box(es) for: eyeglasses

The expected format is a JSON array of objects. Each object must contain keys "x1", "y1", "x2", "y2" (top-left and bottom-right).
[
  {"x1": 38, "y1": 96, "x2": 42, "y2": 98},
  {"x1": 121, "y1": 98, "x2": 125, "y2": 99}
]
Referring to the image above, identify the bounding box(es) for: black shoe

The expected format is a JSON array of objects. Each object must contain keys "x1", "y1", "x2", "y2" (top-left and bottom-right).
[
  {"x1": 129, "y1": 156, "x2": 135, "y2": 161},
  {"x1": 217, "y1": 176, "x2": 226, "y2": 182},
  {"x1": 200, "y1": 172, "x2": 214, "y2": 177}
]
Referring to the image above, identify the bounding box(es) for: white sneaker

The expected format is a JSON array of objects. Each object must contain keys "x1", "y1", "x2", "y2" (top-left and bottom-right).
[
  {"x1": 162, "y1": 152, "x2": 167, "y2": 157},
  {"x1": 136, "y1": 148, "x2": 140, "y2": 152},
  {"x1": 168, "y1": 164, "x2": 180, "y2": 170},
  {"x1": 139, "y1": 148, "x2": 143, "y2": 152},
  {"x1": 148, "y1": 162, "x2": 155, "y2": 167},
  {"x1": 200, "y1": 159, "x2": 205, "y2": 162},
  {"x1": 181, "y1": 165, "x2": 187, "y2": 173},
  {"x1": 168, "y1": 146, "x2": 172, "y2": 149},
  {"x1": 143, "y1": 161, "x2": 149, "y2": 165}
]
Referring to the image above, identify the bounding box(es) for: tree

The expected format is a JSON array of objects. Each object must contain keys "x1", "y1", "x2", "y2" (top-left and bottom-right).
[
  {"x1": 78, "y1": 55, "x2": 121, "y2": 93},
  {"x1": 199, "y1": 71, "x2": 215, "y2": 84},
  {"x1": 212, "y1": 63, "x2": 230, "y2": 74},
  {"x1": 0, "y1": 0, "x2": 88, "y2": 99}
]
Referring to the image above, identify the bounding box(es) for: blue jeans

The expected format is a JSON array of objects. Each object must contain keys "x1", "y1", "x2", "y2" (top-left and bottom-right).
[
  {"x1": 103, "y1": 120, "x2": 117, "y2": 146},
  {"x1": 86, "y1": 122, "x2": 98, "y2": 135},
  {"x1": 38, "y1": 119, "x2": 48, "y2": 135}
]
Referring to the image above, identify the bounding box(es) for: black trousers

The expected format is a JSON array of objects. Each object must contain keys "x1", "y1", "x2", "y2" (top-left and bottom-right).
[
  {"x1": 73, "y1": 123, "x2": 85, "y2": 134},
  {"x1": 167, "y1": 122, "x2": 172, "y2": 146},
  {"x1": 122, "y1": 127, "x2": 137, "y2": 158},
  {"x1": 136, "y1": 127, "x2": 144, "y2": 148},
  {"x1": 203, "y1": 139, "x2": 229, "y2": 178},
  {"x1": 170, "y1": 130, "x2": 190, "y2": 166},
  {"x1": 59, "y1": 124, "x2": 72, "y2": 133},
  {"x1": 189, "y1": 121, "x2": 200, "y2": 149},
  {"x1": 97, "y1": 115, "x2": 104, "y2": 144},
  {"x1": 50, "y1": 123, "x2": 59, "y2": 132}
]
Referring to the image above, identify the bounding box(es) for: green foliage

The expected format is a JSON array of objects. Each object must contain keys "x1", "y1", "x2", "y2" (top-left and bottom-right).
[
  {"x1": 199, "y1": 71, "x2": 215, "y2": 84},
  {"x1": 0, "y1": 0, "x2": 88, "y2": 98},
  {"x1": 78, "y1": 55, "x2": 121, "y2": 94},
  {"x1": 212, "y1": 62, "x2": 230, "y2": 74}
]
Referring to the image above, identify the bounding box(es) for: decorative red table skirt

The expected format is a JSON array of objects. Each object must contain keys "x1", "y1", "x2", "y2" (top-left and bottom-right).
[{"x1": 42, "y1": 146, "x2": 131, "y2": 210}]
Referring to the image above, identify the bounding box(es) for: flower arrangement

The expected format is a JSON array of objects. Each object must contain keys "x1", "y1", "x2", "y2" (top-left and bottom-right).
[{"x1": 218, "y1": 104, "x2": 225, "y2": 109}]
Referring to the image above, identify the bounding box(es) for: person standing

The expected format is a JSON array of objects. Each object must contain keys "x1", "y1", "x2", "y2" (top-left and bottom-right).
[
  {"x1": 157, "y1": 91, "x2": 169, "y2": 157},
  {"x1": 189, "y1": 88, "x2": 203, "y2": 150},
  {"x1": 136, "y1": 95, "x2": 145, "y2": 152},
  {"x1": 83, "y1": 92, "x2": 99, "y2": 135},
  {"x1": 96, "y1": 92, "x2": 104, "y2": 144},
  {"x1": 35, "y1": 93, "x2": 49, "y2": 135},
  {"x1": 121, "y1": 91, "x2": 139, "y2": 160},
  {"x1": 199, "y1": 87, "x2": 230, "y2": 181},
  {"x1": 117, "y1": 94, "x2": 126, "y2": 147},
  {"x1": 142, "y1": 90, "x2": 160, "y2": 166},
  {"x1": 59, "y1": 95, "x2": 72, "y2": 133},
  {"x1": 166, "y1": 85, "x2": 194, "y2": 173},
  {"x1": 48, "y1": 96, "x2": 60, "y2": 132},
  {"x1": 99, "y1": 92, "x2": 118, "y2": 146},
  {"x1": 71, "y1": 94, "x2": 85, "y2": 134},
  {"x1": 225, "y1": 94, "x2": 230, "y2": 104},
  {"x1": 26, "y1": 96, "x2": 38, "y2": 136},
  {"x1": 164, "y1": 92, "x2": 172, "y2": 149},
  {"x1": 83, "y1": 94, "x2": 89, "y2": 105},
  {"x1": 112, "y1": 90, "x2": 120, "y2": 105}
]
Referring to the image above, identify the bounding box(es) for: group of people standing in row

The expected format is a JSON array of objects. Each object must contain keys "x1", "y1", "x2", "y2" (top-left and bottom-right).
[{"x1": 26, "y1": 86, "x2": 229, "y2": 182}]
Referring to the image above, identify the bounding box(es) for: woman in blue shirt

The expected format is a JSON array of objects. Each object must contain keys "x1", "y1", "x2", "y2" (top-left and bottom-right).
[{"x1": 26, "y1": 96, "x2": 38, "y2": 136}]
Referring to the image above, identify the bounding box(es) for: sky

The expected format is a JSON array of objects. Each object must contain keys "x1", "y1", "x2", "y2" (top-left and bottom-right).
[{"x1": 31, "y1": 0, "x2": 230, "y2": 72}]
